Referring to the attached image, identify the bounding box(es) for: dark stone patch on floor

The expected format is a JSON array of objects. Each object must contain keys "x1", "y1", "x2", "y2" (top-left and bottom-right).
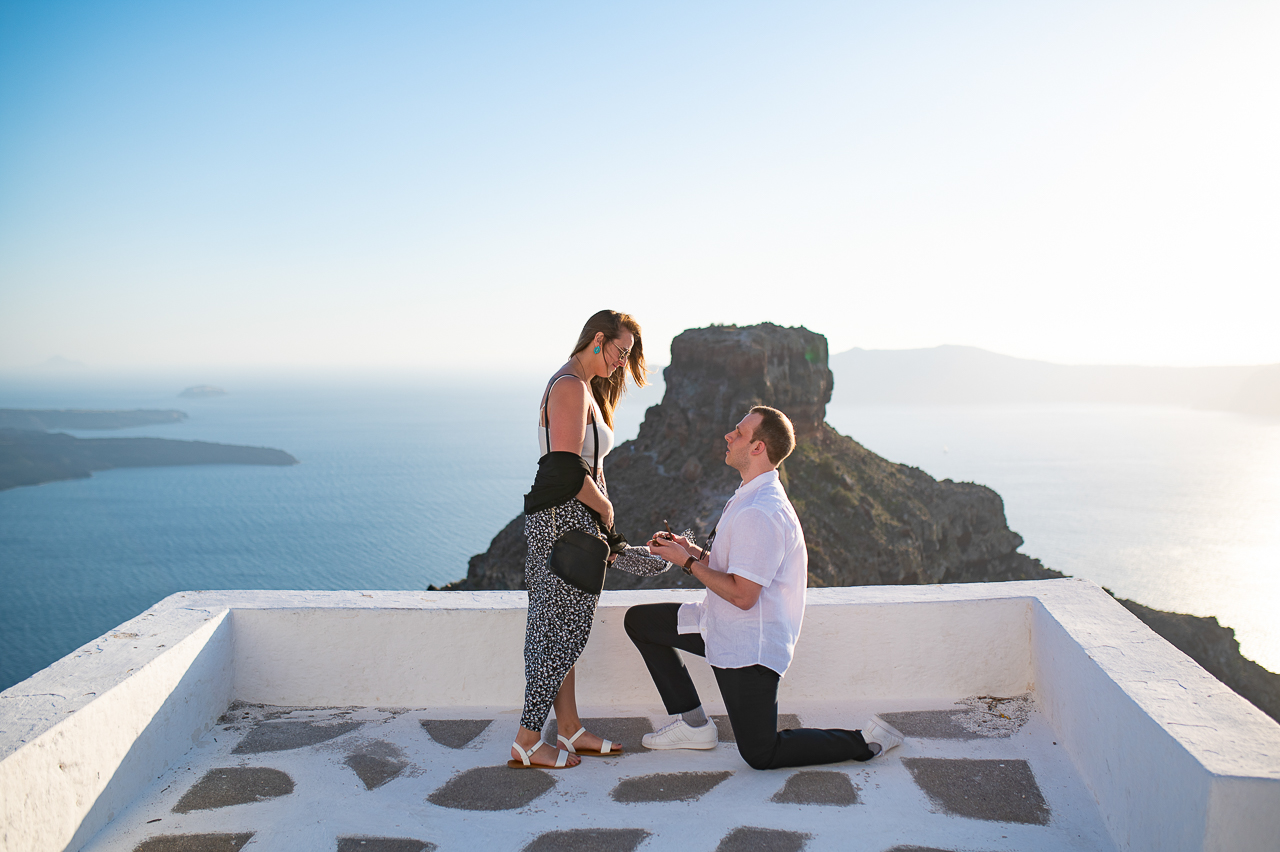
[
  {"x1": 770, "y1": 770, "x2": 859, "y2": 806},
  {"x1": 173, "y1": 767, "x2": 293, "y2": 813},
  {"x1": 883, "y1": 847, "x2": 962, "y2": 852},
  {"x1": 134, "y1": 833, "x2": 255, "y2": 852},
  {"x1": 610, "y1": 770, "x2": 733, "y2": 803},
  {"x1": 522, "y1": 828, "x2": 651, "y2": 852},
  {"x1": 878, "y1": 711, "x2": 985, "y2": 740},
  {"x1": 714, "y1": 827, "x2": 810, "y2": 852},
  {"x1": 419, "y1": 719, "x2": 492, "y2": 749},
  {"x1": 336, "y1": 836, "x2": 436, "y2": 852},
  {"x1": 713, "y1": 713, "x2": 801, "y2": 744},
  {"x1": 427, "y1": 765, "x2": 555, "y2": 811},
  {"x1": 345, "y1": 748, "x2": 410, "y2": 790},
  {"x1": 903, "y1": 758, "x2": 1050, "y2": 825},
  {"x1": 232, "y1": 719, "x2": 363, "y2": 754},
  {"x1": 541, "y1": 716, "x2": 654, "y2": 755}
]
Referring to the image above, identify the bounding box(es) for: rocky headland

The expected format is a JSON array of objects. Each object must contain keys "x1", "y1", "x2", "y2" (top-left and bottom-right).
[
  {"x1": 449, "y1": 323, "x2": 1280, "y2": 723},
  {"x1": 454, "y1": 324, "x2": 1060, "y2": 592},
  {"x1": 0, "y1": 408, "x2": 188, "y2": 431},
  {"x1": 0, "y1": 428, "x2": 298, "y2": 491}
]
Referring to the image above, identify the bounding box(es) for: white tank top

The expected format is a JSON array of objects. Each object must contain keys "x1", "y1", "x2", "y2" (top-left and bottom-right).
[{"x1": 538, "y1": 375, "x2": 615, "y2": 469}]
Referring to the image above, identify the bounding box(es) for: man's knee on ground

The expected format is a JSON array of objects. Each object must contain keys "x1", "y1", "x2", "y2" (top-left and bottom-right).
[
  {"x1": 737, "y1": 740, "x2": 778, "y2": 771},
  {"x1": 623, "y1": 605, "x2": 643, "y2": 640},
  {"x1": 740, "y1": 748, "x2": 776, "y2": 771}
]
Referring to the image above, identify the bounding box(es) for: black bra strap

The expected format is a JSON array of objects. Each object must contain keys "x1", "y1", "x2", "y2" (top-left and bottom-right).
[{"x1": 542, "y1": 374, "x2": 600, "y2": 480}]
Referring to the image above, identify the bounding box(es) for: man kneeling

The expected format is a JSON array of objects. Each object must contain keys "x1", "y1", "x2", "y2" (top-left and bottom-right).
[{"x1": 633, "y1": 405, "x2": 903, "y2": 769}]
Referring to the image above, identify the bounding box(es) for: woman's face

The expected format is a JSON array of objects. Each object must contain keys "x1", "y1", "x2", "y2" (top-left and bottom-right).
[{"x1": 597, "y1": 329, "x2": 635, "y2": 377}]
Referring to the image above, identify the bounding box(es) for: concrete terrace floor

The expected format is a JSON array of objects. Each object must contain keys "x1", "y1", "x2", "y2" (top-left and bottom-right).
[{"x1": 81, "y1": 698, "x2": 1117, "y2": 852}]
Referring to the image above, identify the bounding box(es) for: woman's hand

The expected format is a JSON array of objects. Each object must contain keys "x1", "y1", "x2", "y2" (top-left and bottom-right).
[{"x1": 575, "y1": 474, "x2": 614, "y2": 528}]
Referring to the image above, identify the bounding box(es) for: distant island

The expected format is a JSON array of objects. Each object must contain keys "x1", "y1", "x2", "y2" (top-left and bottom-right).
[
  {"x1": 180, "y1": 385, "x2": 227, "y2": 398},
  {"x1": 0, "y1": 429, "x2": 298, "y2": 491},
  {"x1": 0, "y1": 408, "x2": 188, "y2": 431},
  {"x1": 830, "y1": 345, "x2": 1280, "y2": 416},
  {"x1": 0, "y1": 407, "x2": 296, "y2": 491}
]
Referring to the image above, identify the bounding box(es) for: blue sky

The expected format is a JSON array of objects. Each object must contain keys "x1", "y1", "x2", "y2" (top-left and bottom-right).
[{"x1": 2, "y1": 0, "x2": 1277, "y2": 371}]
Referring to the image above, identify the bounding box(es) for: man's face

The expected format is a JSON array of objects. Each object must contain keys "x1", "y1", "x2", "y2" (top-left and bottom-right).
[{"x1": 724, "y1": 412, "x2": 764, "y2": 471}]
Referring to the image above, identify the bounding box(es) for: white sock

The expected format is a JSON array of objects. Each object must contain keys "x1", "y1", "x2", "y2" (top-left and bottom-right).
[{"x1": 680, "y1": 706, "x2": 708, "y2": 727}]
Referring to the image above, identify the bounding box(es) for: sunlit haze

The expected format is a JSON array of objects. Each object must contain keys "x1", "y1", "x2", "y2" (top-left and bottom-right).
[{"x1": 2, "y1": 0, "x2": 1277, "y2": 372}]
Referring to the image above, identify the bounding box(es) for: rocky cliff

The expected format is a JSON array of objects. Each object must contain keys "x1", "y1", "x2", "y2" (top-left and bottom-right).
[
  {"x1": 450, "y1": 323, "x2": 1058, "y2": 592},
  {"x1": 447, "y1": 322, "x2": 1280, "y2": 725}
]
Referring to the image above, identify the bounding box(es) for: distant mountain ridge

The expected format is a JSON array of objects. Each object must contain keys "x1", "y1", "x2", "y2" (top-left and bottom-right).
[
  {"x1": 0, "y1": 429, "x2": 298, "y2": 491},
  {"x1": 830, "y1": 345, "x2": 1280, "y2": 415},
  {"x1": 0, "y1": 409, "x2": 187, "y2": 431}
]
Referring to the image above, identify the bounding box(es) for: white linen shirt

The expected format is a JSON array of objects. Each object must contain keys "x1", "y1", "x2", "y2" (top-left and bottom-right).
[{"x1": 676, "y1": 469, "x2": 808, "y2": 675}]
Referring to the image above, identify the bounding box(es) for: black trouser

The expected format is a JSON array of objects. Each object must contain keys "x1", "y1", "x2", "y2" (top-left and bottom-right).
[{"x1": 623, "y1": 602, "x2": 875, "y2": 770}]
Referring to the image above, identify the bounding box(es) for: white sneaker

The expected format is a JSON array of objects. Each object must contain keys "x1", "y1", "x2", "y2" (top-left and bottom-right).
[
  {"x1": 862, "y1": 715, "x2": 905, "y2": 756},
  {"x1": 642, "y1": 717, "x2": 719, "y2": 750}
]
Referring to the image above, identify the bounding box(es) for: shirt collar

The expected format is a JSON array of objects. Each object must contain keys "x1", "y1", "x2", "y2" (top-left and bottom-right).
[{"x1": 732, "y1": 468, "x2": 779, "y2": 501}]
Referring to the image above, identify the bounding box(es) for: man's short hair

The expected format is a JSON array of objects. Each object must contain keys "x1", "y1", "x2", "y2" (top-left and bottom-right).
[{"x1": 749, "y1": 405, "x2": 796, "y2": 465}]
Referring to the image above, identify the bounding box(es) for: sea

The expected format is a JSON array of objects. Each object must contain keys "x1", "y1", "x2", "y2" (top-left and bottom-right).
[{"x1": 2, "y1": 372, "x2": 1279, "y2": 692}]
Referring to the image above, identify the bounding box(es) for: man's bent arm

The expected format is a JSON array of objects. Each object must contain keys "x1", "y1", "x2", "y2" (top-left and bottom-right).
[
  {"x1": 646, "y1": 536, "x2": 764, "y2": 610},
  {"x1": 693, "y1": 562, "x2": 763, "y2": 611}
]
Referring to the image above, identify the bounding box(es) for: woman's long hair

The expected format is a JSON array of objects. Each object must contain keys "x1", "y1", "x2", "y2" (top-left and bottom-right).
[{"x1": 570, "y1": 310, "x2": 648, "y2": 429}]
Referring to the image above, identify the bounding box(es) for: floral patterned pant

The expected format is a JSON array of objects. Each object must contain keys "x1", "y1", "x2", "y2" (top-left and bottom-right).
[{"x1": 520, "y1": 497, "x2": 669, "y2": 731}]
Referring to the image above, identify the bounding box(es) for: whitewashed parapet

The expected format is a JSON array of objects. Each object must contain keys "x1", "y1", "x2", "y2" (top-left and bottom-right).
[
  {"x1": 0, "y1": 602, "x2": 233, "y2": 852},
  {"x1": 1, "y1": 580, "x2": 1277, "y2": 852}
]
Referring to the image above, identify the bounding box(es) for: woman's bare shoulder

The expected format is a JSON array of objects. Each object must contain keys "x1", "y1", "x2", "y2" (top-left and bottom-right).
[
  {"x1": 547, "y1": 373, "x2": 589, "y2": 398},
  {"x1": 543, "y1": 373, "x2": 590, "y2": 416}
]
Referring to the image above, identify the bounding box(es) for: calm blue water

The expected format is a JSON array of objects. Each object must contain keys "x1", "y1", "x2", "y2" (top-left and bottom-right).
[
  {"x1": 826, "y1": 402, "x2": 1280, "y2": 675},
  {"x1": 3, "y1": 374, "x2": 1278, "y2": 691}
]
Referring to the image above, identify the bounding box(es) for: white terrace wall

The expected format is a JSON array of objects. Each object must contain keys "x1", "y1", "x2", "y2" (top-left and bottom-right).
[
  {"x1": 0, "y1": 606, "x2": 233, "y2": 852},
  {"x1": 1030, "y1": 586, "x2": 1280, "y2": 852},
  {"x1": 2, "y1": 586, "x2": 1033, "y2": 852},
  {"x1": 231, "y1": 589, "x2": 1034, "y2": 708},
  {"x1": 2, "y1": 581, "x2": 1279, "y2": 852}
]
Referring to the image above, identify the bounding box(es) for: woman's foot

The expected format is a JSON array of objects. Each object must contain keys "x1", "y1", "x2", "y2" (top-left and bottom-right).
[
  {"x1": 557, "y1": 725, "x2": 622, "y2": 756},
  {"x1": 511, "y1": 740, "x2": 581, "y2": 768}
]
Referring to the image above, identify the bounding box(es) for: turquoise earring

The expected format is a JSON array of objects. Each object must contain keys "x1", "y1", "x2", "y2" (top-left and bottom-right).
[{"x1": 594, "y1": 346, "x2": 600, "y2": 354}]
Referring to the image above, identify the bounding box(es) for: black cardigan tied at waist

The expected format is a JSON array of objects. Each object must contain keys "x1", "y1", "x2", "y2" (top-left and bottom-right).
[{"x1": 524, "y1": 451, "x2": 627, "y2": 552}]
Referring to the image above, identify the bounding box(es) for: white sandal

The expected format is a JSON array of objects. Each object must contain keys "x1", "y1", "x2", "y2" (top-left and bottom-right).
[
  {"x1": 557, "y1": 726, "x2": 621, "y2": 756},
  {"x1": 507, "y1": 740, "x2": 571, "y2": 769}
]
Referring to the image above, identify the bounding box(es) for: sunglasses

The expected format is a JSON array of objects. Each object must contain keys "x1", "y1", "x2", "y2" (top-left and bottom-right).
[{"x1": 605, "y1": 339, "x2": 632, "y2": 363}]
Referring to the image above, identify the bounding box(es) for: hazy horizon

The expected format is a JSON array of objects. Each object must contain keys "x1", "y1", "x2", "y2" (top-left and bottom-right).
[
  {"x1": 3, "y1": 0, "x2": 1277, "y2": 372},
  {"x1": 5, "y1": 339, "x2": 1280, "y2": 380}
]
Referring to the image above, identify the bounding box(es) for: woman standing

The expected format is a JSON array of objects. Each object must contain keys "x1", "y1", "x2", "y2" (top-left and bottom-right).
[{"x1": 510, "y1": 310, "x2": 670, "y2": 769}]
